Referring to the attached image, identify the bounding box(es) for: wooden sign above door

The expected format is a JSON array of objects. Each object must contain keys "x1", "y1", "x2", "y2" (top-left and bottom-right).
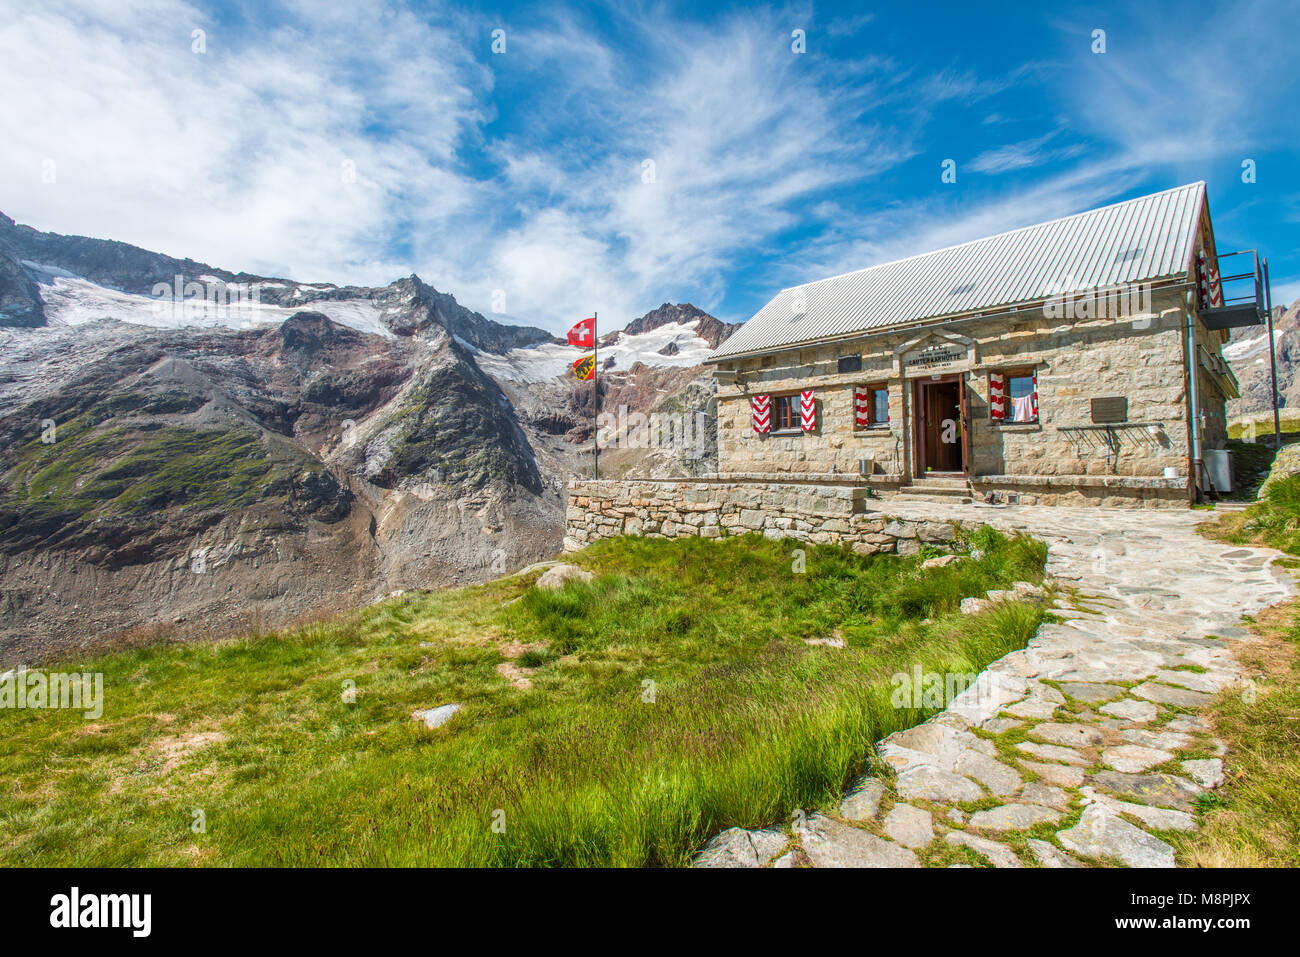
[{"x1": 900, "y1": 341, "x2": 971, "y2": 377}]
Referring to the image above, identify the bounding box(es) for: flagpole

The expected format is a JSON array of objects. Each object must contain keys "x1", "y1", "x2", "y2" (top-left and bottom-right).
[{"x1": 592, "y1": 311, "x2": 599, "y2": 480}]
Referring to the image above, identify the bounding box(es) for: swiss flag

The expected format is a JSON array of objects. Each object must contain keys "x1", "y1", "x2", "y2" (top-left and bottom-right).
[{"x1": 567, "y1": 317, "x2": 596, "y2": 347}]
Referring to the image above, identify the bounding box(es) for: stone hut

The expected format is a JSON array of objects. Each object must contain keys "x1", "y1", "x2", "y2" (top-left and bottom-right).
[
  {"x1": 565, "y1": 184, "x2": 1267, "y2": 550},
  {"x1": 706, "y1": 182, "x2": 1249, "y2": 507}
]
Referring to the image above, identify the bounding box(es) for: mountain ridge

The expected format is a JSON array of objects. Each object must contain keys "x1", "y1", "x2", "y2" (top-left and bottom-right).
[{"x1": 0, "y1": 212, "x2": 731, "y2": 664}]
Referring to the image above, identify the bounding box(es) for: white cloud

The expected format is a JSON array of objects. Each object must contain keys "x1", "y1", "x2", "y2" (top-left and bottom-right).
[
  {"x1": 2, "y1": 0, "x2": 1292, "y2": 337},
  {"x1": 0, "y1": 0, "x2": 485, "y2": 283},
  {"x1": 411, "y1": 8, "x2": 913, "y2": 330},
  {"x1": 1271, "y1": 279, "x2": 1300, "y2": 311},
  {"x1": 1, "y1": 2, "x2": 922, "y2": 332},
  {"x1": 785, "y1": 163, "x2": 1153, "y2": 288},
  {"x1": 968, "y1": 131, "x2": 1084, "y2": 174}
]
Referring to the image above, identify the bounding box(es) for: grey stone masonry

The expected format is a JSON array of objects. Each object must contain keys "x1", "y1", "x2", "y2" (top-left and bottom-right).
[{"x1": 565, "y1": 479, "x2": 958, "y2": 554}]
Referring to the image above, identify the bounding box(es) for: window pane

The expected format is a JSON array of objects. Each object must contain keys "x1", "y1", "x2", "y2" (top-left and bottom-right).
[
  {"x1": 776, "y1": 395, "x2": 798, "y2": 429},
  {"x1": 1008, "y1": 375, "x2": 1035, "y2": 399},
  {"x1": 1008, "y1": 374, "x2": 1037, "y2": 422},
  {"x1": 873, "y1": 389, "x2": 889, "y2": 423}
]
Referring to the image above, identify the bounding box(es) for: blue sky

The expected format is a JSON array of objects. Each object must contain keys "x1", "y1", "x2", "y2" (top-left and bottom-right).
[{"x1": 2, "y1": 0, "x2": 1298, "y2": 333}]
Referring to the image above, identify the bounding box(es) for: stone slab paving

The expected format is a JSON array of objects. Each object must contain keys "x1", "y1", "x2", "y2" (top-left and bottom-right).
[{"x1": 692, "y1": 504, "x2": 1294, "y2": 868}]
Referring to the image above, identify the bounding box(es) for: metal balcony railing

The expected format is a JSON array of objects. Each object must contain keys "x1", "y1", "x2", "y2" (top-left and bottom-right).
[{"x1": 1199, "y1": 248, "x2": 1267, "y2": 329}]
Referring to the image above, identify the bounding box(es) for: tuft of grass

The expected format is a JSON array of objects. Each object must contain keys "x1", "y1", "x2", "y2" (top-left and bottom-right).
[
  {"x1": 0, "y1": 531, "x2": 1046, "y2": 867},
  {"x1": 1211, "y1": 472, "x2": 1300, "y2": 554}
]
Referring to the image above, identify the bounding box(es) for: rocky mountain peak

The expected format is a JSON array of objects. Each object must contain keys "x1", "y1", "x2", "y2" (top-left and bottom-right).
[
  {"x1": 620, "y1": 302, "x2": 739, "y2": 349},
  {"x1": 265, "y1": 311, "x2": 364, "y2": 359}
]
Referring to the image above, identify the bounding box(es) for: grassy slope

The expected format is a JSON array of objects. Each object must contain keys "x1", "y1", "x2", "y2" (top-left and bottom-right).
[
  {"x1": 1192, "y1": 472, "x2": 1300, "y2": 865},
  {"x1": 0, "y1": 530, "x2": 1046, "y2": 867},
  {"x1": 1228, "y1": 411, "x2": 1300, "y2": 441},
  {"x1": 1170, "y1": 602, "x2": 1300, "y2": 866}
]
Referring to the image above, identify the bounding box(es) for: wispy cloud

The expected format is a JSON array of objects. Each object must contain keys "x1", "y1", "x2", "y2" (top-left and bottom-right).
[
  {"x1": 1, "y1": 0, "x2": 1296, "y2": 333},
  {"x1": 968, "y1": 131, "x2": 1085, "y2": 174},
  {"x1": 411, "y1": 7, "x2": 916, "y2": 329}
]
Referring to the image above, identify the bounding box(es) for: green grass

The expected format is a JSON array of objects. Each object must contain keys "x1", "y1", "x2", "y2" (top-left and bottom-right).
[
  {"x1": 1195, "y1": 469, "x2": 1300, "y2": 866},
  {"x1": 1213, "y1": 472, "x2": 1300, "y2": 554},
  {"x1": 1171, "y1": 602, "x2": 1300, "y2": 867},
  {"x1": 4, "y1": 421, "x2": 297, "y2": 520},
  {"x1": 1227, "y1": 412, "x2": 1300, "y2": 441},
  {"x1": 0, "y1": 529, "x2": 1046, "y2": 867}
]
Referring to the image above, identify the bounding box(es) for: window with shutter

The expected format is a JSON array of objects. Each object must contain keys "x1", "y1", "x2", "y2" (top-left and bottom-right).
[
  {"x1": 855, "y1": 385, "x2": 888, "y2": 428},
  {"x1": 990, "y1": 369, "x2": 1038, "y2": 423},
  {"x1": 772, "y1": 394, "x2": 799, "y2": 431}
]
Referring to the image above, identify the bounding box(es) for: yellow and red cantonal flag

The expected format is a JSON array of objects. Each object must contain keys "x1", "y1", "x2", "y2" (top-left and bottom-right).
[{"x1": 573, "y1": 354, "x2": 596, "y2": 381}]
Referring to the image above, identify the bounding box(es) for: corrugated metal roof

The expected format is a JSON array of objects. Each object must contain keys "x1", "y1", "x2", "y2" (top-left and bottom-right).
[{"x1": 710, "y1": 182, "x2": 1207, "y2": 361}]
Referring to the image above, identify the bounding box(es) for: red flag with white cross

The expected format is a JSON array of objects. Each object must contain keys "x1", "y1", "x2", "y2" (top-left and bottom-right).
[{"x1": 567, "y1": 317, "x2": 596, "y2": 347}]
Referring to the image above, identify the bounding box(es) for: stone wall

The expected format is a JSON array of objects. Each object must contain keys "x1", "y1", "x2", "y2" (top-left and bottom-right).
[
  {"x1": 711, "y1": 288, "x2": 1226, "y2": 501},
  {"x1": 967, "y1": 474, "x2": 1187, "y2": 508},
  {"x1": 565, "y1": 479, "x2": 960, "y2": 554}
]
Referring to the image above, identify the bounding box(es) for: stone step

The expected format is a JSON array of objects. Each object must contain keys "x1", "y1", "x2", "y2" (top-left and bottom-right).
[
  {"x1": 909, "y1": 477, "x2": 970, "y2": 489},
  {"x1": 895, "y1": 479, "x2": 973, "y2": 504},
  {"x1": 898, "y1": 483, "x2": 971, "y2": 496}
]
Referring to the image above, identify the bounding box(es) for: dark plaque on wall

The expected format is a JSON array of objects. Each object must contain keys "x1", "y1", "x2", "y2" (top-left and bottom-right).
[
  {"x1": 837, "y1": 355, "x2": 862, "y2": 374},
  {"x1": 1090, "y1": 396, "x2": 1128, "y2": 424}
]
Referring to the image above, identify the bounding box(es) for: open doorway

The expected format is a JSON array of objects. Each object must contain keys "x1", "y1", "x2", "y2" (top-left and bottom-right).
[{"x1": 914, "y1": 376, "x2": 967, "y2": 475}]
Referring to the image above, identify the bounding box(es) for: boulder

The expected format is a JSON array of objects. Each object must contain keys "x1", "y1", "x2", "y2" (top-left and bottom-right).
[
  {"x1": 883, "y1": 804, "x2": 935, "y2": 848},
  {"x1": 968, "y1": 803, "x2": 1062, "y2": 831},
  {"x1": 694, "y1": 827, "x2": 787, "y2": 868},
  {"x1": 412, "y1": 703, "x2": 461, "y2": 729},
  {"x1": 799, "y1": 814, "x2": 920, "y2": 868},
  {"x1": 535, "y1": 563, "x2": 594, "y2": 589},
  {"x1": 839, "y1": 777, "x2": 887, "y2": 821}
]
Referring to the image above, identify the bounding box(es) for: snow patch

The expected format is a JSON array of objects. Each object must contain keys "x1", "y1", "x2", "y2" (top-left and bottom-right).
[
  {"x1": 32, "y1": 272, "x2": 395, "y2": 338},
  {"x1": 475, "y1": 321, "x2": 714, "y2": 383},
  {"x1": 1223, "y1": 327, "x2": 1284, "y2": 362}
]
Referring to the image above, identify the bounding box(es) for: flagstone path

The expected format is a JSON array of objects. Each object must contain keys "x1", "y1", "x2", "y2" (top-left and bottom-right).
[{"x1": 694, "y1": 504, "x2": 1294, "y2": 868}]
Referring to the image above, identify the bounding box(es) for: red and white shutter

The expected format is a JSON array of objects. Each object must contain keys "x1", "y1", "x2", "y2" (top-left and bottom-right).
[
  {"x1": 989, "y1": 373, "x2": 1006, "y2": 420},
  {"x1": 1198, "y1": 251, "x2": 1224, "y2": 309},
  {"x1": 800, "y1": 389, "x2": 816, "y2": 431},
  {"x1": 854, "y1": 387, "x2": 871, "y2": 429},
  {"x1": 751, "y1": 394, "x2": 771, "y2": 433},
  {"x1": 1205, "y1": 258, "x2": 1224, "y2": 308},
  {"x1": 1031, "y1": 372, "x2": 1039, "y2": 420}
]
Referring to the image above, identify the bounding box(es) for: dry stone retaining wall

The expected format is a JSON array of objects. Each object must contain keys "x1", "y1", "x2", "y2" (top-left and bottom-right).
[{"x1": 564, "y1": 479, "x2": 959, "y2": 554}]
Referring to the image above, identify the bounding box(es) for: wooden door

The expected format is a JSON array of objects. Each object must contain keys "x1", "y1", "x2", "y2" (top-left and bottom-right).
[{"x1": 959, "y1": 376, "x2": 970, "y2": 473}]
